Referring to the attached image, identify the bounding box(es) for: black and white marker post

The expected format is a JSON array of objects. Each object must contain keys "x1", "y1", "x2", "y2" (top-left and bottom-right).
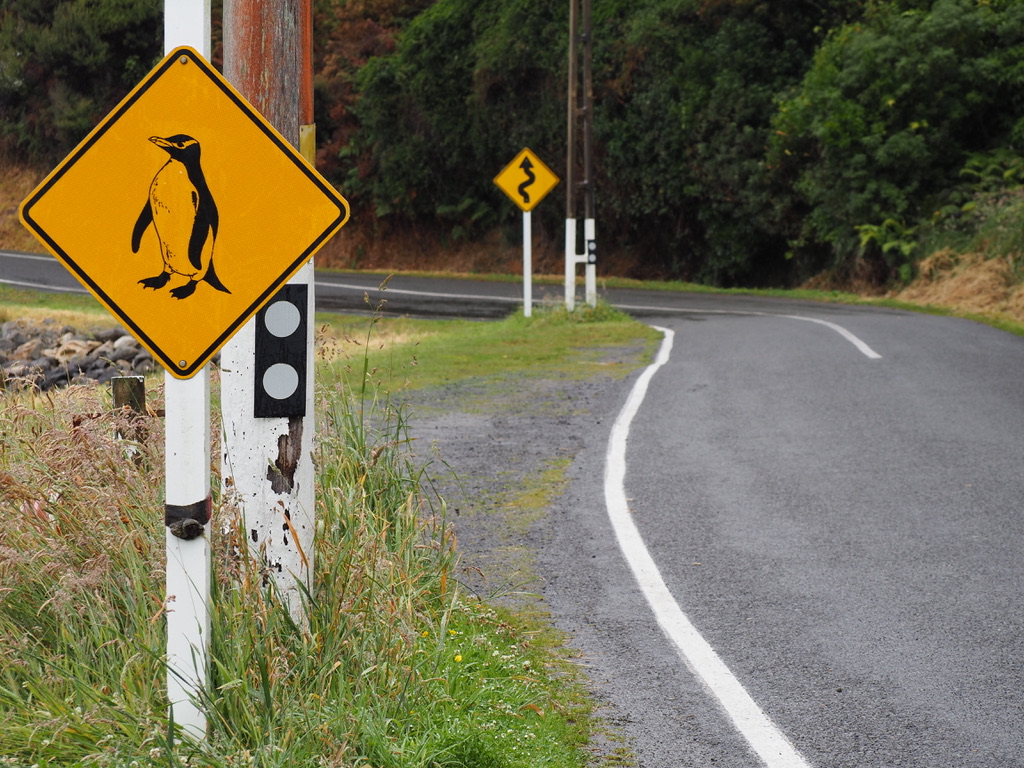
[{"x1": 162, "y1": 0, "x2": 213, "y2": 742}]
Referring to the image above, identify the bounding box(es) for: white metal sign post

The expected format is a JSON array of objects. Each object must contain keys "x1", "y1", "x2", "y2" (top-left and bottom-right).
[
  {"x1": 20, "y1": 0, "x2": 347, "y2": 745},
  {"x1": 163, "y1": 0, "x2": 213, "y2": 741},
  {"x1": 523, "y1": 211, "x2": 533, "y2": 317},
  {"x1": 163, "y1": 368, "x2": 212, "y2": 741},
  {"x1": 494, "y1": 148, "x2": 559, "y2": 317}
]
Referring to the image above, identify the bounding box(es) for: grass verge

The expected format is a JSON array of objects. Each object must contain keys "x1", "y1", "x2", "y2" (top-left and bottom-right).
[
  {"x1": 0, "y1": 298, "x2": 655, "y2": 767},
  {"x1": 316, "y1": 299, "x2": 660, "y2": 394}
]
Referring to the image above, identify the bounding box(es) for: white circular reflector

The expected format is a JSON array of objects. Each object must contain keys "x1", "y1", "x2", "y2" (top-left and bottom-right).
[
  {"x1": 262, "y1": 363, "x2": 299, "y2": 400},
  {"x1": 264, "y1": 300, "x2": 301, "y2": 338}
]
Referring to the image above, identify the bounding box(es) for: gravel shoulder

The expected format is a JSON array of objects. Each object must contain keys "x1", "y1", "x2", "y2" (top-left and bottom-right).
[{"x1": 401, "y1": 336, "x2": 663, "y2": 765}]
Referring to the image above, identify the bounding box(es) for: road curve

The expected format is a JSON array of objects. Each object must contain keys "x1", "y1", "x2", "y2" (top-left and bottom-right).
[
  {"x1": 542, "y1": 306, "x2": 1024, "y2": 767},
  {"x1": 6, "y1": 248, "x2": 1023, "y2": 767}
]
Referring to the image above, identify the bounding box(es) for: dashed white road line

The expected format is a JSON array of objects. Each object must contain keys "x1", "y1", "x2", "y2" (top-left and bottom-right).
[
  {"x1": 613, "y1": 303, "x2": 882, "y2": 359},
  {"x1": 0, "y1": 277, "x2": 85, "y2": 293},
  {"x1": 604, "y1": 325, "x2": 814, "y2": 768},
  {"x1": 780, "y1": 314, "x2": 881, "y2": 359}
]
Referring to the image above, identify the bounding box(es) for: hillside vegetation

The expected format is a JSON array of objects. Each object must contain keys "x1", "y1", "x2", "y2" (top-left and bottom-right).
[{"x1": 3, "y1": 0, "x2": 1024, "y2": 294}]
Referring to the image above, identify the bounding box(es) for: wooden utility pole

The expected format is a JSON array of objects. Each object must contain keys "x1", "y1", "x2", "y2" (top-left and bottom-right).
[
  {"x1": 222, "y1": 0, "x2": 316, "y2": 623},
  {"x1": 565, "y1": 0, "x2": 596, "y2": 309}
]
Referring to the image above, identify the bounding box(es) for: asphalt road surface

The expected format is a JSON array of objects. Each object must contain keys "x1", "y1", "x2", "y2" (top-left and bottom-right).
[
  {"x1": 543, "y1": 306, "x2": 1024, "y2": 767},
  {"x1": 4, "y1": 249, "x2": 1023, "y2": 766}
]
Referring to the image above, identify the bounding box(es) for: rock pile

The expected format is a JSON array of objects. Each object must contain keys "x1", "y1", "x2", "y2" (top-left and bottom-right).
[{"x1": 0, "y1": 318, "x2": 155, "y2": 390}]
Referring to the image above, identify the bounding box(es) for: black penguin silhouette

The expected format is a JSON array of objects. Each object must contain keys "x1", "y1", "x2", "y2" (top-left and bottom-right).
[{"x1": 132, "y1": 134, "x2": 229, "y2": 299}]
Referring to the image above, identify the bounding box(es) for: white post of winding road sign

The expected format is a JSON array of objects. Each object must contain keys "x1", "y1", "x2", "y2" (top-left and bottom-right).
[{"x1": 494, "y1": 148, "x2": 559, "y2": 317}]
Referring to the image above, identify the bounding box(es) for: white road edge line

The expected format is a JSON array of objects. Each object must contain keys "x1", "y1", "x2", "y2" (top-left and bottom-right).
[
  {"x1": 0, "y1": 251, "x2": 55, "y2": 262},
  {"x1": 320, "y1": 280, "x2": 521, "y2": 303},
  {"x1": 604, "y1": 325, "x2": 813, "y2": 768},
  {"x1": 780, "y1": 314, "x2": 881, "y2": 359}
]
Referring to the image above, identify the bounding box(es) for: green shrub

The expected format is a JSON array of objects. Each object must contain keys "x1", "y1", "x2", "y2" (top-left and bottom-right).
[{"x1": 770, "y1": 0, "x2": 1024, "y2": 282}]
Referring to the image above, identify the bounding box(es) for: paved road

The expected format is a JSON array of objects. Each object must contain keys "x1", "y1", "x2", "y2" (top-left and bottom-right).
[
  {"x1": 543, "y1": 307, "x2": 1024, "y2": 767},
  {"x1": 5, "y1": 249, "x2": 1023, "y2": 766},
  {"x1": 0, "y1": 248, "x2": 915, "y2": 324}
]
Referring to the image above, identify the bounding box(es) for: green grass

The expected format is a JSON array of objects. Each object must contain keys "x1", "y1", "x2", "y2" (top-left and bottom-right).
[
  {"x1": 316, "y1": 300, "x2": 661, "y2": 395},
  {"x1": 0, "y1": 292, "x2": 657, "y2": 767},
  {"x1": 0, "y1": 285, "x2": 110, "y2": 330}
]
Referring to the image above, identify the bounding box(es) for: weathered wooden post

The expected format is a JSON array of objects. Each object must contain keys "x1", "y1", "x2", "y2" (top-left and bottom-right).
[
  {"x1": 565, "y1": 0, "x2": 597, "y2": 310},
  {"x1": 221, "y1": 0, "x2": 318, "y2": 623}
]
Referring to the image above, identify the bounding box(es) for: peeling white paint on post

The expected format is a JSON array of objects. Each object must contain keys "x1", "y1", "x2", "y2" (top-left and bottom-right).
[
  {"x1": 220, "y1": 264, "x2": 315, "y2": 622},
  {"x1": 220, "y1": 2, "x2": 316, "y2": 624},
  {"x1": 162, "y1": 0, "x2": 213, "y2": 741}
]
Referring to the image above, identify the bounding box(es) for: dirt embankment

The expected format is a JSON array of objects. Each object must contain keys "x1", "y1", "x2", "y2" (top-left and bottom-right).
[
  {"x1": 1, "y1": 164, "x2": 45, "y2": 253},
  {"x1": 894, "y1": 249, "x2": 1024, "y2": 321}
]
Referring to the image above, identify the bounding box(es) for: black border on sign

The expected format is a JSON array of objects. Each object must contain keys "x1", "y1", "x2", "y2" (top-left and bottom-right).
[{"x1": 19, "y1": 47, "x2": 349, "y2": 379}]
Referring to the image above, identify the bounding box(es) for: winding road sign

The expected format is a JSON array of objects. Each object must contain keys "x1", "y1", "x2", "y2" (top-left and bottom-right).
[
  {"x1": 494, "y1": 148, "x2": 559, "y2": 212},
  {"x1": 19, "y1": 46, "x2": 350, "y2": 378}
]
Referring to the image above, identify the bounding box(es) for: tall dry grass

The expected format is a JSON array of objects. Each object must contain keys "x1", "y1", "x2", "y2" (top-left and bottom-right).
[{"x1": 0, "y1": 334, "x2": 584, "y2": 766}]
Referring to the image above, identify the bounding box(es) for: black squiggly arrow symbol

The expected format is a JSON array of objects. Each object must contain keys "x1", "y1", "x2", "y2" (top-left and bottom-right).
[{"x1": 517, "y1": 156, "x2": 535, "y2": 204}]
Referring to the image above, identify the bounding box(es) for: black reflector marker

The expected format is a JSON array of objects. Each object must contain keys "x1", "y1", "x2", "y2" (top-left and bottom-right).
[{"x1": 254, "y1": 284, "x2": 307, "y2": 418}]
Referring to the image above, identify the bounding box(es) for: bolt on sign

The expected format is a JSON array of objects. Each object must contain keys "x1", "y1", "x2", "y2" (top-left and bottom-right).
[
  {"x1": 494, "y1": 148, "x2": 559, "y2": 213},
  {"x1": 19, "y1": 46, "x2": 350, "y2": 378}
]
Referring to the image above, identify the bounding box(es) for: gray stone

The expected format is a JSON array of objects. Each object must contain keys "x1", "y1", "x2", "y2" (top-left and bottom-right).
[
  {"x1": 93, "y1": 328, "x2": 126, "y2": 343},
  {"x1": 0, "y1": 322, "x2": 159, "y2": 391}
]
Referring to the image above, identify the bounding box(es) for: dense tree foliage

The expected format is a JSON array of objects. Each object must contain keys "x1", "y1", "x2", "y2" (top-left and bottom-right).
[
  {"x1": 339, "y1": 0, "x2": 567, "y2": 243},
  {"x1": 4, "y1": 0, "x2": 1024, "y2": 286},
  {"x1": 337, "y1": 0, "x2": 869, "y2": 283},
  {"x1": 769, "y1": 0, "x2": 1024, "y2": 283},
  {"x1": 592, "y1": 0, "x2": 864, "y2": 283},
  {"x1": 0, "y1": 0, "x2": 161, "y2": 162}
]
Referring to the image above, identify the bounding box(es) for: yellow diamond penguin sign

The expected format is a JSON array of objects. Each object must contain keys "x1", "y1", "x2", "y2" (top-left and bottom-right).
[
  {"x1": 19, "y1": 47, "x2": 350, "y2": 379},
  {"x1": 494, "y1": 148, "x2": 559, "y2": 213}
]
